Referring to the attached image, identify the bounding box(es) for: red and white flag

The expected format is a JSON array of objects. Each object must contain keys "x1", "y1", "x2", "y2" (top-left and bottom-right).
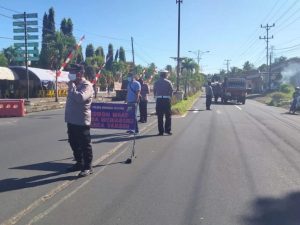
[{"x1": 56, "y1": 35, "x2": 85, "y2": 77}]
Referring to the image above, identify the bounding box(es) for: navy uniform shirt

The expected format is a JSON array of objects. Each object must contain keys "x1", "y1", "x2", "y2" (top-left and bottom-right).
[{"x1": 153, "y1": 77, "x2": 173, "y2": 97}]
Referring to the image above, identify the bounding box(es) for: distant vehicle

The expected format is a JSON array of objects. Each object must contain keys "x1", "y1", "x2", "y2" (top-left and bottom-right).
[
  {"x1": 211, "y1": 82, "x2": 223, "y2": 103},
  {"x1": 221, "y1": 77, "x2": 247, "y2": 104}
]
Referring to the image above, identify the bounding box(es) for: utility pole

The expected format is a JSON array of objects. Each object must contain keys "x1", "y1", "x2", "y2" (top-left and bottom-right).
[
  {"x1": 24, "y1": 12, "x2": 29, "y2": 101},
  {"x1": 188, "y1": 50, "x2": 209, "y2": 71},
  {"x1": 131, "y1": 37, "x2": 135, "y2": 72},
  {"x1": 224, "y1": 59, "x2": 231, "y2": 74},
  {"x1": 176, "y1": 0, "x2": 182, "y2": 92},
  {"x1": 259, "y1": 23, "x2": 275, "y2": 90},
  {"x1": 269, "y1": 46, "x2": 274, "y2": 89}
]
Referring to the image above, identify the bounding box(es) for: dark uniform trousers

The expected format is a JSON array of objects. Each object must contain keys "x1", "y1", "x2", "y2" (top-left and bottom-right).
[
  {"x1": 206, "y1": 95, "x2": 212, "y2": 110},
  {"x1": 139, "y1": 100, "x2": 148, "y2": 122},
  {"x1": 67, "y1": 123, "x2": 93, "y2": 170},
  {"x1": 156, "y1": 98, "x2": 171, "y2": 133}
]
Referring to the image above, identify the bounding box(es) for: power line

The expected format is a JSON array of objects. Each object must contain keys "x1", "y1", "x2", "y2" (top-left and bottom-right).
[
  {"x1": 259, "y1": 23, "x2": 275, "y2": 89},
  {"x1": 273, "y1": 0, "x2": 299, "y2": 24},
  {"x1": 0, "y1": 12, "x2": 12, "y2": 19},
  {"x1": 224, "y1": 59, "x2": 231, "y2": 73},
  {"x1": 0, "y1": 5, "x2": 19, "y2": 13},
  {"x1": 0, "y1": 36, "x2": 13, "y2": 40}
]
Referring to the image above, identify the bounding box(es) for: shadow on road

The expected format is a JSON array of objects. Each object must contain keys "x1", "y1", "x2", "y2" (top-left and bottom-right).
[
  {"x1": 92, "y1": 133, "x2": 159, "y2": 144},
  {"x1": 0, "y1": 160, "x2": 77, "y2": 193},
  {"x1": 242, "y1": 191, "x2": 300, "y2": 225}
]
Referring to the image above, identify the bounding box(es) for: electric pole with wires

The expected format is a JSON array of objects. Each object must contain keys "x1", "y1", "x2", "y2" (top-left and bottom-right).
[
  {"x1": 259, "y1": 23, "x2": 275, "y2": 90},
  {"x1": 224, "y1": 59, "x2": 231, "y2": 74}
]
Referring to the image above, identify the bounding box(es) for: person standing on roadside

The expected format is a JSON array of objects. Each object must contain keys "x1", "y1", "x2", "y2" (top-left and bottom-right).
[
  {"x1": 126, "y1": 73, "x2": 141, "y2": 134},
  {"x1": 65, "y1": 64, "x2": 94, "y2": 177},
  {"x1": 138, "y1": 78, "x2": 150, "y2": 123},
  {"x1": 205, "y1": 81, "x2": 213, "y2": 110},
  {"x1": 153, "y1": 70, "x2": 173, "y2": 136},
  {"x1": 289, "y1": 86, "x2": 300, "y2": 113}
]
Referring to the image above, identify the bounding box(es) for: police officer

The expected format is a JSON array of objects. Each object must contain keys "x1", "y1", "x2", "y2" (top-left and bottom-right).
[
  {"x1": 205, "y1": 81, "x2": 213, "y2": 110},
  {"x1": 65, "y1": 64, "x2": 94, "y2": 177},
  {"x1": 153, "y1": 70, "x2": 173, "y2": 135}
]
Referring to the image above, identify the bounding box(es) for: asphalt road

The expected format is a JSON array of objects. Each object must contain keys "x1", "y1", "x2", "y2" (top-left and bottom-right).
[{"x1": 0, "y1": 97, "x2": 300, "y2": 225}]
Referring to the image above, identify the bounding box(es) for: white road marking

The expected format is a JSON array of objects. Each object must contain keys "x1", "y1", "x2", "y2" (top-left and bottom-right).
[
  {"x1": 216, "y1": 110, "x2": 222, "y2": 114},
  {"x1": 26, "y1": 149, "x2": 128, "y2": 225},
  {"x1": 235, "y1": 105, "x2": 242, "y2": 111},
  {"x1": 1, "y1": 121, "x2": 156, "y2": 225},
  {"x1": 193, "y1": 108, "x2": 199, "y2": 113}
]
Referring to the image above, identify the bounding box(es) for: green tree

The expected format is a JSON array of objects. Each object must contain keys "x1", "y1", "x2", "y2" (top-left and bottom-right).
[
  {"x1": 105, "y1": 44, "x2": 114, "y2": 71},
  {"x1": 243, "y1": 61, "x2": 255, "y2": 74},
  {"x1": 3, "y1": 46, "x2": 21, "y2": 66},
  {"x1": 0, "y1": 52, "x2": 8, "y2": 66},
  {"x1": 48, "y1": 7, "x2": 56, "y2": 37},
  {"x1": 60, "y1": 18, "x2": 73, "y2": 36},
  {"x1": 95, "y1": 47, "x2": 104, "y2": 57},
  {"x1": 229, "y1": 66, "x2": 243, "y2": 77},
  {"x1": 119, "y1": 47, "x2": 126, "y2": 62},
  {"x1": 76, "y1": 46, "x2": 84, "y2": 64},
  {"x1": 182, "y1": 58, "x2": 198, "y2": 97},
  {"x1": 112, "y1": 61, "x2": 127, "y2": 82},
  {"x1": 39, "y1": 7, "x2": 57, "y2": 68},
  {"x1": 85, "y1": 44, "x2": 95, "y2": 58},
  {"x1": 85, "y1": 65, "x2": 96, "y2": 81},
  {"x1": 114, "y1": 49, "x2": 119, "y2": 61}
]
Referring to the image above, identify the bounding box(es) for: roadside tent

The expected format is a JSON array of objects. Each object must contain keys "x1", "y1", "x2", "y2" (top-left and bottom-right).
[
  {"x1": 0, "y1": 67, "x2": 18, "y2": 98},
  {"x1": 0, "y1": 67, "x2": 17, "y2": 80},
  {"x1": 9, "y1": 66, "x2": 70, "y2": 98},
  {"x1": 9, "y1": 66, "x2": 69, "y2": 82}
]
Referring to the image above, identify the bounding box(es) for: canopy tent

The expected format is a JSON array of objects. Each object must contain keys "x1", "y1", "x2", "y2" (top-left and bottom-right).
[
  {"x1": 0, "y1": 67, "x2": 17, "y2": 80},
  {"x1": 9, "y1": 66, "x2": 69, "y2": 82}
]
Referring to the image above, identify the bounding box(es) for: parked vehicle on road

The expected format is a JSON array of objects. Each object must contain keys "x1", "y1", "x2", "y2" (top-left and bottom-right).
[
  {"x1": 211, "y1": 82, "x2": 223, "y2": 103},
  {"x1": 221, "y1": 77, "x2": 247, "y2": 104}
]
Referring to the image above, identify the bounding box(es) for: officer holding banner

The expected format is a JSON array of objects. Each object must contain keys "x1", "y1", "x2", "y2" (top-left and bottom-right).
[
  {"x1": 126, "y1": 73, "x2": 141, "y2": 134},
  {"x1": 65, "y1": 64, "x2": 94, "y2": 177},
  {"x1": 153, "y1": 70, "x2": 173, "y2": 136}
]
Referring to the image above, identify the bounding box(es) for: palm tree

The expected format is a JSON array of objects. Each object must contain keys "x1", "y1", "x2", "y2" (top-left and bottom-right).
[{"x1": 182, "y1": 58, "x2": 198, "y2": 98}]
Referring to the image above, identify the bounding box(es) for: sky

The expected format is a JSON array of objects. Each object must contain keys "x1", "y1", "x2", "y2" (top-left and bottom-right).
[{"x1": 1, "y1": 0, "x2": 300, "y2": 74}]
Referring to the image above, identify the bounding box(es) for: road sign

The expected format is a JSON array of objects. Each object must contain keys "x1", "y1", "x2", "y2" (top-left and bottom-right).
[
  {"x1": 13, "y1": 13, "x2": 38, "y2": 19},
  {"x1": 15, "y1": 56, "x2": 39, "y2": 62},
  {"x1": 16, "y1": 49, "x2": 39, "y2": 55},
  {"x1": 14, "y1": 35, "x2": 39, "y2": 40},
  {"x1": 14, "y1": 42, "x2": 39, "y2": 48},
  {"x1": 13, "y1": 27, "x2": 38, "y2": 33},
  {"x1": 13, "y1": 21, "x2": 38, "y2": 27}
]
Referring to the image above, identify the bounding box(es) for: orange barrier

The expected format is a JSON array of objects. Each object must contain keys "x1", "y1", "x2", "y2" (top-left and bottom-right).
[{"x1": 0, "y1": 99, "x2": 26, "y2": 117}]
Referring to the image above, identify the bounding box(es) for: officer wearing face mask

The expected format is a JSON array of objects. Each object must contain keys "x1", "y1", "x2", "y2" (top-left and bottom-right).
[{"x1": 65, "y1": 64, "x2": 94, "y2": 177}]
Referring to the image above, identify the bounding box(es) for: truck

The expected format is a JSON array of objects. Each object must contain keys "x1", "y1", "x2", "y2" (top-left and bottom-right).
[
  {"x1": 221, "y1": 77, "x2": 247, "y2": 104},
  {"x1": 211, "y1": 82, "x2": 223, "y2": 103}
]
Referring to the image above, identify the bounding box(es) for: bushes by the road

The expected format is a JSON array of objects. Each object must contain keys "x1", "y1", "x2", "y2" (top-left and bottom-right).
[
  {"x1": 171, "y1": 91, "x2": 201, "y2": 115},
  {"x1": 267, "y1": 84, "x2": 293, "y2": 107},
  {"x1": 279, "y1": 84, "x2": 294, "y2": 94}
]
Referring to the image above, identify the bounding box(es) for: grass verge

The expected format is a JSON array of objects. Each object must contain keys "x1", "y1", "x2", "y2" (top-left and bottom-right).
[{"x1": 171, "y1": 91, "x2": 202, "y2": 115}]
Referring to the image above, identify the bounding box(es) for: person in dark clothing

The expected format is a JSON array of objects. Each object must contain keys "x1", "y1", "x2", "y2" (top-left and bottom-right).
[
  {"x1": 205, "y1": 81, "x2": 214, "y2": 110},
  {"x1": 153, "y1": 70, "x2": 173, "y2": 135},
  {"x1": 138, "y1": 78, "x2": 150, "y2": 123},
  {"x1": 65, "y1": 64, "x2": 94, "y2": 177}
]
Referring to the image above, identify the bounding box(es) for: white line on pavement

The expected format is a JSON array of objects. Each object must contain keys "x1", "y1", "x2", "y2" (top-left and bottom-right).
[
  {"x1": 235, "y1": 105, "x2": 242, "y2": 110},
  {"x1": 1, "y1": 121, "x2": 156, "y2": 225}
]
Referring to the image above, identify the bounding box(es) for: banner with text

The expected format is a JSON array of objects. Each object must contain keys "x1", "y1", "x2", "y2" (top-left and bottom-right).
[{"x1": 91, "y1": 103, "x2": 136, "y2": 130}]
